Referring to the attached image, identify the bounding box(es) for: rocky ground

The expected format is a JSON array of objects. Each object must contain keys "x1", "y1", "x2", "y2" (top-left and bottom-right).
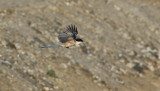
[{"x1": 0, "y1": 0, "x2": 160, "y2": 91}]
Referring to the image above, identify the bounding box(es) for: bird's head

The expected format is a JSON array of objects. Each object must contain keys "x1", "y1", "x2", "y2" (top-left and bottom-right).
[
  {"x1": 75, "y1": 38, "x2": 83, "y2": 46},
  {"x1": 73, "y1": 31, "x2": 77, "y2": 39}
]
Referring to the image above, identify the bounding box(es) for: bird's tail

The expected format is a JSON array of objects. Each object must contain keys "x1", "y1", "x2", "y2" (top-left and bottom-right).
[{"x1": 40, "y1": 44, "x2": 61, "y2": 48}]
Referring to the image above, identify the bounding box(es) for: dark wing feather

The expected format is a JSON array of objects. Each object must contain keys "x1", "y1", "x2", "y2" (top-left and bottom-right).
[
  {"x1": 58, "y1": 25, "x2": 78, "y2": 43},
  {"x1": 66, "y1": 24, "x2": 78, "y2": 34}
]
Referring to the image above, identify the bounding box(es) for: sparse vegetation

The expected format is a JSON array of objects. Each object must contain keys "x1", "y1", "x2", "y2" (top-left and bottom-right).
[{"x1": 46, "y1": 69, "x2": 57, "y2": 78}]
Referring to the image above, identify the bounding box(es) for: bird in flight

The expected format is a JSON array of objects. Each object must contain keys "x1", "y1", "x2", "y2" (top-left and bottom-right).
[{"x1": 41, "y1": 24, "x2": 83, "y2": 48}]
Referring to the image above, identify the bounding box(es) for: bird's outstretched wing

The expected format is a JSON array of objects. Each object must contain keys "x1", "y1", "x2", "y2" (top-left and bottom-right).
[{"x1": 58, "y1": 25, "x2": 78, "y2": 43}]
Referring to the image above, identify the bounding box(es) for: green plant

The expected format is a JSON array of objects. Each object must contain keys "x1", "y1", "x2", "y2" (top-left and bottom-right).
[{"x1": 46, "y1": 69, "x2": 57, "y2": 78}]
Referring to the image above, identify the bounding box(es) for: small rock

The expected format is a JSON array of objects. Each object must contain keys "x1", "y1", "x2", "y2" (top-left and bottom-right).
[
  {"x1": 128, "y1": 51, "x2": 136, "y2": 56},
  {"x1": 93, "y1": 75, "x2": 101, "y2": 82},
  {"x1": 137, "y1": 43, "x2": 144, "y2": 49},
  {"x1": 111, "y1": 65, "x2": 116, "y2": 71},
  {"x1": 155, "y1": 30, "x2": 159, "y2": 35},
  {"x1": 60, "y1": 63, "x2": 68, "y2": 69},
  {"x1": 149, "y1": 25, "x2": 155, "y2": 31},
  {"x1": 1, "y1": 60, "x2": 12, "y2": 66},
  {"x1": 114, "y1": 5, "x2": 121, "y2": 11},
  {"x1": 98, "y1": 83, "x2": 102, "y2": 86},
  {"x1": 15, "y1": 43, "x2": 21, "y2": 49},
  {"x1": 122, "y1": 32, "x2": 131, "y2": 39},
  {"x1": 119, "y1": 59, "x2": 125, "y2": 63},
  {"x1": 119, "y1": 68, "x2": 127, "y2": 74},
  {"x1": 126, "y1": 62, "x2": 135, "y2": 68},
  {"x1": 65, "y1": 2, "x2": 71, "y2": 6},
  {"x1": 1, "y1": 40, "x2": 7, "y2": 46},
  {"x1": 116, "y1": 78, "x2": 124, "y2": 85},
  {"x1": 27, "y1": 69, "x2": 34, "y2": 75},
  {"x1": 54, "y1": 86, "x2": 59, "y2": 89},
  {"x1": 43, "y1": 87, "x2": 50, "y2": 91},
  {"x1": 147, "y1": 63, "x2": 155, "y2": 71}
]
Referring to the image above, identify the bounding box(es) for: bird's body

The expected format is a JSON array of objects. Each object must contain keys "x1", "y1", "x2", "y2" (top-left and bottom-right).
[
  {"x1": 41, "y1": 25, "x2": 83, "y2": 48},
  {"x1": 61, "y1": 40, "x2": 76, "y2": 48}
]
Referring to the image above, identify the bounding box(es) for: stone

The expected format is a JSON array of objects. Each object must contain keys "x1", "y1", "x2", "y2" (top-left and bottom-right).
[
  {"x1": 126, "y1": 62, "x2": 135, "y2": 69},
  {"x1": 43, "y1": 87, "x2": 50, "y2": 91}
]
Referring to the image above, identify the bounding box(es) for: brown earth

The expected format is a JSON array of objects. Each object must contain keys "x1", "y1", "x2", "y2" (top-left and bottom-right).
[{"x1": 0, "y1": 0, "x2": 160, "y2": 91}]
